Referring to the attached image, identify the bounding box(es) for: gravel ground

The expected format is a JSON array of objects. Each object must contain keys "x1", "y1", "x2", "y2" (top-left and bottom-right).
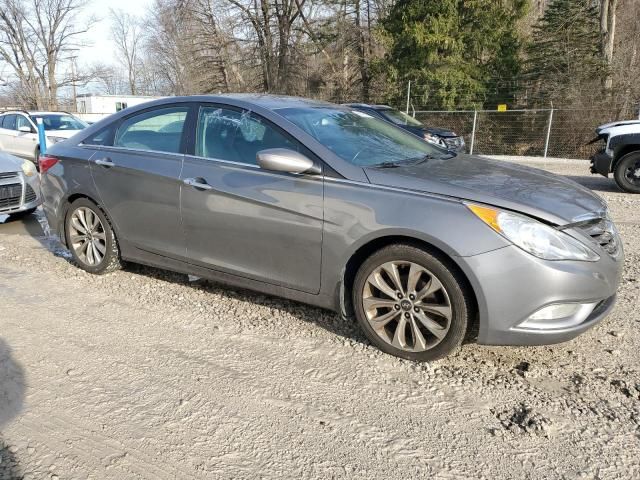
[{"x1": 0, "y1": 158, "x2": 639, "y2": 479}]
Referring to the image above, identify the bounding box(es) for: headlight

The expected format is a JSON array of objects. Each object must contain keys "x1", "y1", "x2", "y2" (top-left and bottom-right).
[
  {"x1": 21, "y1": 160, "x2": 37, "y2": 177},
  {"x1": 46, "y1": 136, "x2": 66, "y2": 144},
  {"x1": 467, "y1": 204, "x2": 600, "y2": 262},
  {"x1": 424, "y1": 133, "x2": 445, "y2": 147}
]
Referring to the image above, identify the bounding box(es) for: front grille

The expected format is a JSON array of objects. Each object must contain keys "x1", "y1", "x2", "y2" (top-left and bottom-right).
[
  {"x1": 0, "y1": 172, "x2": 19, "y2": 180},
  {"x1": 578, "y1": 217, "x2": 619, "y2": 256},
  {"x1": 0, "y1": 183, "x2": 22, "y2": 210},
  {"x1": 24, "y1": 183, "x2": 37, "y2": 203}
]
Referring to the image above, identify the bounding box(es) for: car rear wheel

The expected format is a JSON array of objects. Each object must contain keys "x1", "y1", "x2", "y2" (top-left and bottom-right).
[
  {"x1": 65, "y1": 198, "x2": 121, "y2": 274},
  {"x1": 353, "y1": 244, "x2": 472, "y2": 362},
  {"x1": 614, "y1": 151, "x2": 640, "y2": 193}
]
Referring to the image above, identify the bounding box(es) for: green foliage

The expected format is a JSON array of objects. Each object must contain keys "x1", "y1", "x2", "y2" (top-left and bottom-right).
[
  {"x1": 526, "y1": 0, "x2": 607, "y2": 106},
  {"x1": 377, "y1": 0, "x2": 528, "y2": 109}
]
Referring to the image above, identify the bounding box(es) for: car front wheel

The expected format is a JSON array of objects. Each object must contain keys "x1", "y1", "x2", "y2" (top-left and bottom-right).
[
  {"x1": 353, "y1": 244, "x2": 472, "y2": 361},
  {"x1": 65, "y1": 198, "x2": 121, "y2": 274},
  {"x1": 614, "y1": 151, "x2": 640, "y2": 193}
]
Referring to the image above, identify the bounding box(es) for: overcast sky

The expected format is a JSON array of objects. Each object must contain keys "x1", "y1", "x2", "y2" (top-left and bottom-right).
[{"x1": 77, "y1": 0, "x2": 153, "y2": 67}]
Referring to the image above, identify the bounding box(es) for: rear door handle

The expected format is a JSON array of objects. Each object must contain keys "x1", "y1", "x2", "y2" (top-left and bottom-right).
[
  {"x1": 183, "y1": 177, "x2": 213, "y2": 190},
  {"x1": 94, "y1": 158, "x2": 114, "y2": 167}
]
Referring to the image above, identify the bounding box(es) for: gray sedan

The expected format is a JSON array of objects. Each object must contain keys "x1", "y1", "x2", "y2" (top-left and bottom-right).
[{"x1": 39, "y1": 95, "x2": 623, "y2": 361}]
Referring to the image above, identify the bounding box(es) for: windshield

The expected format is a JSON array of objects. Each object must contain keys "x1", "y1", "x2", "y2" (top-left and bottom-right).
[
  {"x1": 31, "y1": 114, "x2": 88, "y2": 131},
  {"x1": 380, "y1": 108, "x2": 424, "y2": 127},
  {"x1": 276, "y1": 107, "x2": 444, "y2": 166}
]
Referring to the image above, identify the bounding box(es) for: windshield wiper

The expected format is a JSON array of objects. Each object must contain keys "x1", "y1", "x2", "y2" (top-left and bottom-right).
[{"x1": 373, "y1": 161, "x2": 401, "y2": 168}]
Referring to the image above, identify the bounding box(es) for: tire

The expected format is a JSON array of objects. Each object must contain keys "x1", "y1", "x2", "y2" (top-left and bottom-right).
[
  {"x1": 8, "y1": 207, "x2": 36, "y2": 218},
  {"x1": 352, "y1": 244, "x2": 472, "y2": 362},
  {"x1": 613, "y1": 151, "x2": 640, "y2": 194},
  {"x1": 64, "y1": 198, "x2": 121, "y2": 274}
]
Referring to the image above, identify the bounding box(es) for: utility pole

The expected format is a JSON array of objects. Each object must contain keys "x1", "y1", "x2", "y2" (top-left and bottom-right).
[{"x1": 70, "y1": 56, "x2": 77, "y2": 112}]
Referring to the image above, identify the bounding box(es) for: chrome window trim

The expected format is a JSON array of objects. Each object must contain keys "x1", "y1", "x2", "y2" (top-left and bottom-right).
[{"x1": 77, "y1": 144, "x2": 184, "y2": 159}]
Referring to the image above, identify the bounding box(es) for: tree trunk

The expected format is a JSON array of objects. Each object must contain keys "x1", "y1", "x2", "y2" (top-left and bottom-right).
[{"x1": 600, "y1": 0, "x2": 618, "y2": 90}]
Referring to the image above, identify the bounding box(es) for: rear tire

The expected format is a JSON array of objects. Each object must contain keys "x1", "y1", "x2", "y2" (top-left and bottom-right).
[
  {"x1": 65, "y1": 198, "x2": 121, "y2": 274},
  {"x1": 352, "y1": 244, "x2": 472, "y2": 362},
  {"x1": 613, "y1": 151, "x2": 640, "y2": 193}
]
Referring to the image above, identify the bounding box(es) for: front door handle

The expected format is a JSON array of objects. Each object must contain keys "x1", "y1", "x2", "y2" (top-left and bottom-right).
[
  {"x1": 183, "y1": 177, "x2": 213, "y2": 190},
  {"x1": 94, "y1": 158, "x2": 114, "y2": 167}
]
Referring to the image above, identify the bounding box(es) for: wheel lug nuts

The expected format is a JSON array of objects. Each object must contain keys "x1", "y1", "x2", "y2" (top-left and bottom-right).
[
  {"x1": 414, "y1": 307, "x2": 419, "y2": 312},
  {"x1": 394, "y1": 304, "x2": 400, "y2": 310},
  {"x1": 404, "y1": 312, "x2": 410, "y2": 318},
  {"x1": 409, "y1": 294, "x2": 415, "y2": 300},
  {"x1": 397, "y1": 293, "x2": 403, "y2": 299}
]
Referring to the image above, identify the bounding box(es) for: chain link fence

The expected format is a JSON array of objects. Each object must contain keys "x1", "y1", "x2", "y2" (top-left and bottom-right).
[{"x1": 413, "y1": 108, "x2": 638, "y2": 159}]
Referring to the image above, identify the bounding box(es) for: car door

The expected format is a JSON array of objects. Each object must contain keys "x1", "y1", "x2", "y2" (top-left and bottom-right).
[
  {"x1": 14, "y1": 115, "x2": 37, "y2": 159},
  {"x1": 0, "y1": 115, "x2": 18, "y2": 155},
  {"x1": 87, "y1": 104, "x2": 191, "y2": 259},
  {"x1": 180, "y1": 104, "x2": 324, "y2": 294}
]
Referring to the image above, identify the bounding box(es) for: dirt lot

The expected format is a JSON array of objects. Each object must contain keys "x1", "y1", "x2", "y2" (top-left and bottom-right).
[{"x1": 1, "y1": 158, "x2": 639, "y2": 480}]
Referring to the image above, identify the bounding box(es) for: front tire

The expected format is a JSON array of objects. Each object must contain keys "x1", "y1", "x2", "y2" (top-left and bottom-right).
[
  {"x1": 613, "y1": 151, "x2": 640, "y2": 193},
  {"x1": 353, "y1": 244, "x2": 472, "y2": 362},
  {"x1": 65, "y1": 198, "x2": 121, "y2": 274}
]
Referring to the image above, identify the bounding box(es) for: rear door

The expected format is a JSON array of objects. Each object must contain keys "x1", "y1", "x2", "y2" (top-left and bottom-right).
[
  {"x1": 180, "y1": 104, "x2": 324, "y2": 294},
  {"x1": 14, "y1": 115, "x2": 37, "y2": 159},
  {"x1": 87, "y1": 104, "x2": 192, "y2": 259}
]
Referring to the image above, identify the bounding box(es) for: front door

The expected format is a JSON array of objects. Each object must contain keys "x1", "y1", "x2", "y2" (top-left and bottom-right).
[
  {"x1": 14, "y1": 115, "x2": 37, "y2": 159},
  {"x1": 180, "y1": 105, "x2": 324, "y2": 294},
  {"x1": 88, "y1": 105, "x2": 190, "y2": 259}
]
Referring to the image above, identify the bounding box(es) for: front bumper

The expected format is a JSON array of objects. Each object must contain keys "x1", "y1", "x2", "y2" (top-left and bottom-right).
[
  {"x1": 0, "y1": 171, "x2": 41, "y2": 215},
  {"x1": 590, "y1": 150, "x2": 613, "y2": 177},
  {"x1": 458, "y1": 243, "x2": 623, "y2": 346}
]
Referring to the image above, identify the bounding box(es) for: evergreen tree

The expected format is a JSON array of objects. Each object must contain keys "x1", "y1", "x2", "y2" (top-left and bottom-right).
[
  {"x1": 378, "y1": 0, "x2": 528, "y2": 109},
  {"x1": 526, "y1": 0, "x2": 607, "y2": 106}
]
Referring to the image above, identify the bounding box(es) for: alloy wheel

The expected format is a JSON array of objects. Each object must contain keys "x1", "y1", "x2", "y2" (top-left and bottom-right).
[
  {"x1": 624, "y1": 160, "x2": 640, "y2": 186},
  {"x1": 362, "y1": 261, "x2": 452, "y2": 352},
  {"x1": 68, "y1": 207, "x2": 107, "y2": 266}
]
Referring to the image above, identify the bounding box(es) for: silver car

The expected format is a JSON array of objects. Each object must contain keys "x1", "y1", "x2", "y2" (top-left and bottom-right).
[
  {"x1": 39, "y1": 95, "x2": 623, "y2": 361},
  {"x1": 0, "y1": 151, "x2": 41, "y2": 217},
  {"x1": 0, "y1": 111, "x2": 88, "y2": 163}
]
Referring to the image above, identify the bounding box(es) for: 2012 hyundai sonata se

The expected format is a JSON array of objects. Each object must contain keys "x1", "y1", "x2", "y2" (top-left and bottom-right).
[{"x1": 39, "y1": 95, "x2": 623, "y2": 361}]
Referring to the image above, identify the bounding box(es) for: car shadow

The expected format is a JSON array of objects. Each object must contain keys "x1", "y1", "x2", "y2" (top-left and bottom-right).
[
  {"x1": 0, "y1": 338, "x2": 26, "y2": 479},
  {"x1": 122, "y1": 262, "x2": 369, "y2": 346}
]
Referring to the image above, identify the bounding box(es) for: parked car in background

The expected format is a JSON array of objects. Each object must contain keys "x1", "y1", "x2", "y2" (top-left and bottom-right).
[
  {"x1": 0, "y1": 150, "x2": 40, "y2": 217},
  {"x1": 0, "y1": 111, "x2": 88, "y2": 163},
  {"x1": 345, "y1": 103, "x2": 466, "y2": 152},
  {"x1": 590, "y1": 119, "x2": 640, "y2": 193},
  {"x1": 40, "y1": 95, "x2": 622, "y2": 362}
]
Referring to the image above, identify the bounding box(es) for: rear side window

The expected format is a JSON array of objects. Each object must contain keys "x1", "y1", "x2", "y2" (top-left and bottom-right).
[
  {"x1": 195, "y1": 106, "x2": 299, "y2": 165},
  {"x1": 83, "y1": 126, "x2": 115, "y2": 146},
  {"x1": 115, "y1": 107, "x2": 189, "y2": 154},
  {"x1": 2, "y1": 115, "x2": 16, "y2": 130}
]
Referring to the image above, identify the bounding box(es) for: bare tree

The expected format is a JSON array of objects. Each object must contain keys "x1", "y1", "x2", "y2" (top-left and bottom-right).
[
  {"x1": 110, "y1": 8, "x2": 143, "y2": 95},
  {"x1": 0, "y1": 0, "x2": 94, "y2": 109},
  {"x1": 600, "y1": 0, "x2": 618, "y2": 90}
]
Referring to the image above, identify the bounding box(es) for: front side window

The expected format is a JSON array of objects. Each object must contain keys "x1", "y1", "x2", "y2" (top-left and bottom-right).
[
  {"x1": 16, "y1": 115, "x2": 33, "y2": 132},
  {"x1": 277, "y1": 107, "x2": 445, "y2": 166},
  {"x1": 196, "y1": 106, "x2": 298, "y2": 165},
  {"x1": 115, "y1": 107, "x2": 188, "y2": 153},
  {"x1": 31, "y1": 114, "x2": 87, "y2": 131}
]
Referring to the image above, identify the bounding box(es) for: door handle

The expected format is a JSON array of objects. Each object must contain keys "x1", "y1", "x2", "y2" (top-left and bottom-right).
[
  {"x1": 183, "y1": 177, "x2": 213, "y2": 190},
  {"x1": 94, "y1": 158, "x2": 114, "y2": 167}
]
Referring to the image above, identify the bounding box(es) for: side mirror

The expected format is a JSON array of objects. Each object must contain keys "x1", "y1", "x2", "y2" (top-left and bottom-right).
[
  {"x1": 256, "y1": 148, "x2": 320, "y2": 175},
  {"x1": 18, "y1": 125, "x2": 33, "y2": 134}
]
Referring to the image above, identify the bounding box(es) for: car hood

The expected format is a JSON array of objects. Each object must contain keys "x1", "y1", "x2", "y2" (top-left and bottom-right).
[
  {"x1": 0, "y1": 151, "x2": 25, "y2": 173},
  {"x1": 423, "y1": 126, "x2": 458, "y2": 138},
  {"x1": 363, "y1": 154, "x2": 606, "y2": 225}
]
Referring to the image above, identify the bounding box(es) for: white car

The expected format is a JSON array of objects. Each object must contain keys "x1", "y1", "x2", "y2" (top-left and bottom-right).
[
  {"x1": 0, "y1": 111, "x2": 88, "y2": 163},
  {"x1": 0, "y1": 151, "x2": 41, "y2": 217}
]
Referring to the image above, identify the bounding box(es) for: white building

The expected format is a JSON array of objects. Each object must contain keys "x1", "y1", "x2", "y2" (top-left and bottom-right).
[{"x1": 75, "y1": 94, "x2": 163, "y2": 122}]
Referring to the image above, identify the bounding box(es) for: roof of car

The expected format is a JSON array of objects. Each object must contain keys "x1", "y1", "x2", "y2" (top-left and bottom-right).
[{"x1": 217, "y1": 93, "x2": 336, "y2": 110}]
